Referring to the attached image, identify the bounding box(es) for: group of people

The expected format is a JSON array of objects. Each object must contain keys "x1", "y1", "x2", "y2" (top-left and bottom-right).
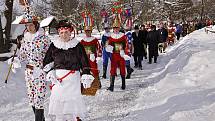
[
  {"x1": 9, "y1": 9, "x2": 107, "y2": 120},
  {"x1": 9, "y1": 9, "x2": 142, "y2": 121},
  {"x1": 9, "y1": 7, "x2": 206, "y2": 121}
]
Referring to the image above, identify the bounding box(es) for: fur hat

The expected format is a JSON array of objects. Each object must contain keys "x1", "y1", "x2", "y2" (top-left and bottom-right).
[{"x1": 56, "y1": 20, "x2": 73, "y2": 31}]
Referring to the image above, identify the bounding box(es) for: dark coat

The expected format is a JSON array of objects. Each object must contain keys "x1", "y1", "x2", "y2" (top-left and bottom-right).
[
  {"x1": 158, "y1": 28, "x2": 168, "y2": 43},
  {"x1": 43, "y1": 42, "x2": 90, "y2": 74},
  {"x1": 132, "y1": 30, "x2": 148, "y2": 56},
  {"x1": 146, "y1": 30, "x2": 160, "y2": 57},
  {"x1": 139, "y1": 30, "x2": 148, "y2": 44}
]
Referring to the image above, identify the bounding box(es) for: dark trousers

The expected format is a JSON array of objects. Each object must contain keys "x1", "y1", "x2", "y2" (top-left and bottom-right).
[
  {"x1": 32, "y1": 106, "x2": 45, "y2": 121},
  {"x1": 133, "y1": 55, "x2": 143, "y2": 67},
  {"x1": 176, "y1": 32, "x2": 181, "y2": 40},
  {"x1": 149, "y1": 55, "x2": 157, "y2": 63},
  {"x1": 143, "y1": 44, "x2": 147, "y2": 59}
]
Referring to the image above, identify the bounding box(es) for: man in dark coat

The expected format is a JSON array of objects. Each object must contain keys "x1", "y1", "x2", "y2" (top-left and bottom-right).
[
  {"x1": 139, "y1": 25, "x2": 148, "y2": 59},
  {"x1": 132, "y1": 25, "x2": 145, "y2": 69},
  {"x1": 146, "y1": 25, "x2": 160, "y2": 64},
  {"x1": 158, "y1": 23, "x2": 168, "y2": 53}
]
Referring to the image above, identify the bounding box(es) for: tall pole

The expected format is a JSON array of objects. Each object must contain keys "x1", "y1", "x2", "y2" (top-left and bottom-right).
[{"x1": 0, "y1": 14, "x2": 2, "y2": 37}]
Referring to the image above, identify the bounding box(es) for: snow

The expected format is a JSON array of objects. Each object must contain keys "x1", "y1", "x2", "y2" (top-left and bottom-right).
[{"x1": 1, "y1": 28, "x2": 215, "y2": 121}]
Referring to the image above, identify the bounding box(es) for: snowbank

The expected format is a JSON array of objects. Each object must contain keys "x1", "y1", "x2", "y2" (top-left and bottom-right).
[{"x1": 1, "y1": 29, "x2": 215, "y2": 121}]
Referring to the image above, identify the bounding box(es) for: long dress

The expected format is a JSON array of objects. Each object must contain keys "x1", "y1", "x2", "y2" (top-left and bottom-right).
[
  {"x1": 43, "y1": 37, "x2": 91, "y2": 121},
  {"x1": 18, "y1": 31, "x2": 51, "y2": 109}
]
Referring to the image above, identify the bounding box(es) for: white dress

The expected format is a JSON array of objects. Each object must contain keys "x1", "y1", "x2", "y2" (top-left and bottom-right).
[{"x1": 48, "y1": 38, "x2": 87, "y2": 121}]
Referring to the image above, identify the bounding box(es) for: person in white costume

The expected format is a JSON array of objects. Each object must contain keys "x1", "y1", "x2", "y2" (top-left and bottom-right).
[
  {"x1": 8, "y1": 14, "x2": 51, "y2": 121},
  {"x1": 43, "y1": 20, "x2": 94, "y2": 121}
]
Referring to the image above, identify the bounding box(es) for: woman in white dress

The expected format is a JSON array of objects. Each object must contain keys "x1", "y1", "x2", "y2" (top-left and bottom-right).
[{"x1": 43, "y1": 20, "x2": 94, "y2": 121}]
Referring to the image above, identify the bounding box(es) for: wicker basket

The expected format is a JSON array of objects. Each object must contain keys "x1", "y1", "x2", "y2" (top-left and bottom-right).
[{"x1": 81, "y1": 76, "x2": 100, "y2": 96}]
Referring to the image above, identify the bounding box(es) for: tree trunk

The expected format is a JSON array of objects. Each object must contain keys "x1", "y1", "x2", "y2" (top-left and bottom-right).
[{"x1": 0, "y1": 14, "x2": 5, "y2": 53}]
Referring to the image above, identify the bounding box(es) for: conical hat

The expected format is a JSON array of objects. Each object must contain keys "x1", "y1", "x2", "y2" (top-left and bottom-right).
[
  {"x1": 112, "y1": 14, "x2": 121, "y2": 28},
  {"x1": 111, "y1": 1, "x2": 122, "y2": 28},
  {"x1": 82, "y1": 10, "x2": 94, "y2": 31}
]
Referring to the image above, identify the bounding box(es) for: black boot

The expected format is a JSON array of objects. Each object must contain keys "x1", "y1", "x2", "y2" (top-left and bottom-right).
[
  {"x1": 76, "y1": 117, "x2": 82, "y2": 121},
  {"x1": 126, "y1": 65, "x2": 134, "y2": 79},
  {"x1": 107, "y1": 76, "x2": 115, "y2": 92},
  {"x1": 121, "y1": 75, "x2": 126, "y2": 90},
  {"x1": 148, "y1": 57, "x2": 152, "y2": 64},
  {"x1": 134, "y1": 62, "x2": 138, "y2": 68},
  {"x1": 154, "y1": 56, "x2": 157, "y2": 63},
  {"x1": 98, "y1": 77, "x2": 102, "y2": 89},
  {"x1": 35, "y1": 109, "x2": 45, "y2": 121},
  {"x1": 102, "y1": 65, "x2": 107, "y2": 79},
  {"x1": 32, "y1": 106, "x2": 36, "y2": 114}
]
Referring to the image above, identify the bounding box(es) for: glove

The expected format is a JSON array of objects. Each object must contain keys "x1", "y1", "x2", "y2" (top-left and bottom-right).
[
  {"x1": 120, "y1": 50, "x2": 125, "y2": 58},
  {"x1": 7, "y1": 57, "x2": 21, "y2": 73},
  {"x1": 81, "y1": 74, "x2": 94, "y2": 88},
  {"x1": 105, "y1": 45, "x2": 113, "y2": 53},
  {"x1": 43, "y1": 62, "x2": 54, "y2": 72},
  {"x1": 46, "y1": 70, "x2": 61, "y2": 85},
  {"x1": 33, "y1": 67, "x2": 44, "y2": 78},
  {"x1": 90, "y1": 54, "x2": 96, "y2": 62},
  {"x1": 96, "y1": 57, "x2": 103, "y2": 64},
  {"x1": 123, "y1": 55, "x2": 131, "y2": 60}
]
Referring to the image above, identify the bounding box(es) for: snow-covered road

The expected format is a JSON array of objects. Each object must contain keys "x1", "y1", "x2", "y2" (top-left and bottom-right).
[{"x1": 0, "y1": 28, "x2": 215, "y2": 121}]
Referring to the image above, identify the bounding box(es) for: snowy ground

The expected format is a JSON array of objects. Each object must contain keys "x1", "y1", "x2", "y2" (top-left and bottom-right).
[{"x1": 0, "y1": 28, "x2": 215, "y2": 121}]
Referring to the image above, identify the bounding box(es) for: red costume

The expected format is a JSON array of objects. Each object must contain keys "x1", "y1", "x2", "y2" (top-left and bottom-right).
[
  {"x1": 81, "y1": 37, "x2": 102, "y2": 77},
  {"x1": 107, "y1": 1, "x2": 129, "y2": 92},
  {"x1": 168, "y1": 26, "x2": 176, "y2": 44},
  {"x1": 108, "y1": 33, "x2": 129, "y2": 76}
]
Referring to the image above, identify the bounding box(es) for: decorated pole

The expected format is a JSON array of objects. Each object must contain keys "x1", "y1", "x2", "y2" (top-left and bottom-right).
[
  {"x1": 4, "y1": 0, "x2": 32, "y2": 83},
  {"x1": 5, "y1": 39, "x2": 18, "y2": 83}
]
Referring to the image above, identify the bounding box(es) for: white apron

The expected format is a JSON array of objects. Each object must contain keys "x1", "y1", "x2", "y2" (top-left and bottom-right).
[{"x1": 49, "y1": 69, "x2": 87, "y2": 121}]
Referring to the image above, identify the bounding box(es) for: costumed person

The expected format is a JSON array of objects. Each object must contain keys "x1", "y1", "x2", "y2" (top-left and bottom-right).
[
  {"x1": 8, "y1": 12, "x2": 51, "y2": 121},
  {"x1": 188, "y1": 21, "x2": 195, "y2": 34},
  {"x1": 43, "y1": 20, "x2": 94, "y2": 121},
  {"x1": 106, "y1": 5, "x2": 130, "y2": 91},
  {"x1": 167, "y1": 22, "x2": 176, "y2": 45},
  {"x1": 175, "y1": 23, "x2": 182, "y2": 40},
  {"x1": 132, "y1": 25, "x2": 144, "y2": 69},
  {"x1": 146, "y1": 25, "x2": 160, "y2": 64},
  {"x1": 101, "y1": 23, "x2": 111, "y2": 79},
  {"x1": 139, "y1": 24, "x2": 148, "y2": 59},
  {"x1": 100, "y1": 7, "x2": 108, "y2": 24},
  {"x1": 124, "y1": 7, "x2": 134, "y2": 79},
  {"x1": 124, "y1": 25, "x2": 134, "y2": 78},
  {"x1": 182, "y1": 22, "x2": 188, "y2": 37},
  {"x1": 80, "y1": 10, "x2": 102, "y2": 92},
  {"x1": 158, "y1": 23, "x2": 168, "y2": 53}
]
